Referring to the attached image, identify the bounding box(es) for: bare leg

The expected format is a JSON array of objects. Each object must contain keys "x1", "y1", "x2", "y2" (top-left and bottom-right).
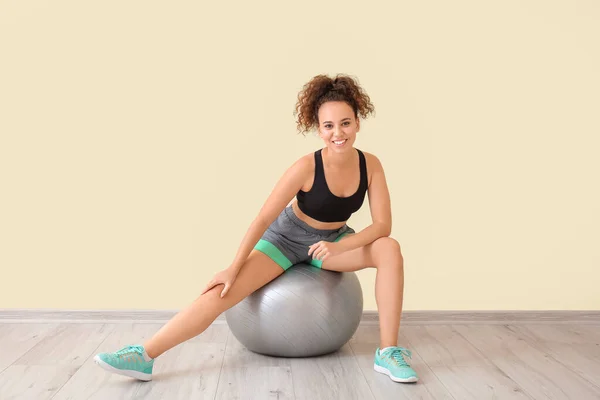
[
  {"x1": 144, "y1": 250, "x2": 283, "y2": 359},
  {"x1": 307, "y1": 237, "x2": 417, "y2": 383},
  {"x1": 320, "y1": 236, "x2": 405, "y2": 349},
  {"x1": 373, "y1": 240, "x2": 404, "y2": 348}
]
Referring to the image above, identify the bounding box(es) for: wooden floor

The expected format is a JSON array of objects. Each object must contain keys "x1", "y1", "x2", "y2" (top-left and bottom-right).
[{"x1": 0, "y1": 322, "x2": 599, "y2": 399}]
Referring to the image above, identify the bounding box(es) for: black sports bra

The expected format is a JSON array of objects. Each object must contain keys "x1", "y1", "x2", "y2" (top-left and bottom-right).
[{"x1": 296, "y1": 148, "x2": 368, "y2": 223}]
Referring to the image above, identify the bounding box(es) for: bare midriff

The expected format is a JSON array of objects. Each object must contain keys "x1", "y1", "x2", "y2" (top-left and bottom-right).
[{"x1": 290, "y1": 199, "x2": 347, "y2": 231}]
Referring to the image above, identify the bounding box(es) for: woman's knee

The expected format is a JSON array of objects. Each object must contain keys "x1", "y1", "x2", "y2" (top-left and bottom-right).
[{"x1": 372, "y1": 237, "x2": 403, "y2": 266}]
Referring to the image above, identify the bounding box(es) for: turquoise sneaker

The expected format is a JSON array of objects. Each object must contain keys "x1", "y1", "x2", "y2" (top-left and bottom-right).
[
  {"x1": 374, "y1": 346, "x2": 418, "y2": 383},
  {"x1": 93, "y1": 344, "x2": 154, "y2": 381}
]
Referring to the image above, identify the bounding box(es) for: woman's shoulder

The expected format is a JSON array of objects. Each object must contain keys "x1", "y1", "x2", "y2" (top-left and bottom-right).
[
  {"x1": 359, "y1": 150, "x2": 383, "y2": 169},
  {"x1": 286, "y1": 151, "x2": 316, "y2": 177},
  {"x1": 358, "y1": 150, "x2": 385, "y2": 187},
  {"x1": 296, "y1": 151, "x2": 316, "y2": 167}
]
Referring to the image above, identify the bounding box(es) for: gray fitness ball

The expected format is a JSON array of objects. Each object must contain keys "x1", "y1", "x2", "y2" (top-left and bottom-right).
[{"x1": 225, "y1": 263, "x2": 363, "y2": 357}]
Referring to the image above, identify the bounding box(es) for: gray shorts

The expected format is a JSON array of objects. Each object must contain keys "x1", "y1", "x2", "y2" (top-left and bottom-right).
[{"x1": 254, "y1": 205, "x2": 355, "y2": 270}]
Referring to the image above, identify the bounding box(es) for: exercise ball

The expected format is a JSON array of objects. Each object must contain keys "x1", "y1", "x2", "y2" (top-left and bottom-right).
[{"x1": 225, "y1": 263, "x2": 363, "y2": 357}]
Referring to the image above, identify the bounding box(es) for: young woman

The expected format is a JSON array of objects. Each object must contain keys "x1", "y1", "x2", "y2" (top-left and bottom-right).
[{"x1": 94, "y1": 74, "x2": 418, "y2": 384}]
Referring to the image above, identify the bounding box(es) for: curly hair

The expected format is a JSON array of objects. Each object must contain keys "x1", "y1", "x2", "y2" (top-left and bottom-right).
[{"x1": 293, "y1": 73, "x2": 375, "y2": 136}]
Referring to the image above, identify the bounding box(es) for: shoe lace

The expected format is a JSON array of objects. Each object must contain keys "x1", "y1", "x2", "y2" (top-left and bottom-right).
[
  {"x1": 114, "y1": 345, "x2": 144, "y2": 358},
  {"x1": 386, "y1": 347, "x2": 412, "y2": 367}
]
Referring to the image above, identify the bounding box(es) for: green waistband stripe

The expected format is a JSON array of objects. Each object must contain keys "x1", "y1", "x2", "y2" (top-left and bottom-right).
[
  {"x1": 254, "y1": 239, "x2": 293, "y2": 270},
  {"x1": 310, "y1": 231, "x2": 349, "y2": 268}
]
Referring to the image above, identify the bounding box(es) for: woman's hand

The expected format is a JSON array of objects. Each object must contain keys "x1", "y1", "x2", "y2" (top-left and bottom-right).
[
  {"x1": 308, "y1": 240, "x2": 346, "y2": 262},
  {"x1": 201, "y1": 267, "x2": 238, "y2": 298}
]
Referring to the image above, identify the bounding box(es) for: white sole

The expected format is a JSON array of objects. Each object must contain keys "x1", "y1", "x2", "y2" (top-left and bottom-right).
[
  {"x1": 374, "y1": 364, "x2": 418, "y2": 383},
  {"x1": 93, "y1": 355, "x2": 152, "y2": 381}
]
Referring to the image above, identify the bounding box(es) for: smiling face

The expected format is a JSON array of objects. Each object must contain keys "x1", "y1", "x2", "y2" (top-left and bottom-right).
[{"x1": 317, "y1": 101, "x2": 360, "y2": 154}]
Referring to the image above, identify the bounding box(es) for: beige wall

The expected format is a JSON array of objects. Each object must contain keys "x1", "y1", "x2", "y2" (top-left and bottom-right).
[{"x1": 1, "y1": 1, "x2": 598, "y2": 311}]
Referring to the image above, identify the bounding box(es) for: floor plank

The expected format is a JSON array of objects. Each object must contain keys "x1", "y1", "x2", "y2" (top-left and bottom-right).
[
  {"x1": 213, "y1": 329, "x2": 295, "y2": 400},
  {"x1": 507, "y1": 324, "x2": 600, "y2": 389},
  {"x1": 403, "y1": 325, "x2": 532, "y2": 399},
  {"x1": 0, "y1": 323, "x2": 113, "y2": 400},
  {"x1": 454, "y1": 324, "x2": 600, "y2": 400},
  {"x1": 12, "y1": 323, "x2": 114, "y2": 366},
  {"x1": 0, "y1": 323, "x2": 59, "y2": 372},
  {"x1": 290, "y1": 343, "x2": 375, "y2": 400},
  {"x1": 136, "y1": 324, "x2": 228, "y2": 400},
  {"x1": 51, "y1": 323, "x2": 227, "y2": 400},
  {"x1": 349, "y1": 325, "x2": 454, "y2": 400},
  {"x1": 0, "y1": 321, "x2": 598, "y2": 399},
  {"x1": 0, "y1": 365, "x2": 79, "y2": 400},
  {"x1": 50, "y1": 323, "x2": 161, "y2": 400}
]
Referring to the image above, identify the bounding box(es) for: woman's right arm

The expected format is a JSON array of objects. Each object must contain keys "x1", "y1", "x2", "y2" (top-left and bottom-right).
[{"x1": 228, "y1": 155, "x2": 311, "y2": 274}]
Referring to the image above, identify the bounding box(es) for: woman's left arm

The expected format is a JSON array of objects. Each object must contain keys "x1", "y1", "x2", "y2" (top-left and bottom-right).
[{"x1": 338, "y1": 153, "x2": 392, "y2": 252}]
